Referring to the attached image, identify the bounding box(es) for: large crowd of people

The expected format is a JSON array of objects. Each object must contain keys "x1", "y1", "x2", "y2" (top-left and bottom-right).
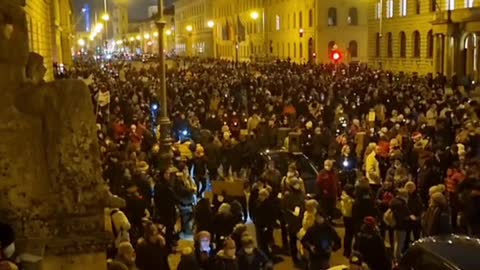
[{"x1": 2, "y1": 57, "x2": 480, "y2": 270}]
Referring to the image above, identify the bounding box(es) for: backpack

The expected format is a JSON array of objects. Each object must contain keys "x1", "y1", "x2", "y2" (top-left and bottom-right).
[{"x1": 383, "y1": 208, "x2": 396, "y2": 227}]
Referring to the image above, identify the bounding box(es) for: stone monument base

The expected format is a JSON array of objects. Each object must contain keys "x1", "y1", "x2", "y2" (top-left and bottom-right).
[{"x1": 40, "y1": 253, "x2": 107, "y2": 270}]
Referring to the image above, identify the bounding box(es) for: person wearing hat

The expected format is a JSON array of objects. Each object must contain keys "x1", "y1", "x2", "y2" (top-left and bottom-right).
[
  {"x1": 281, "y1": 177, "x2": 306, "y2": 265},
  {"x1": 123, "y1": 181, "x2": 148, "y2": 245},
  {"x1": 301, "y1": 210, "x2": 341, "y2": 270},
  {"x1": 353, "y1": 217, "x2": 390, "y2": 270},
  {"x1": 193, "y1": 144, "x2": 208, "y2": 197},
  {"x1": 213, "y1": 238, "x2": 239, "y2": 270}
]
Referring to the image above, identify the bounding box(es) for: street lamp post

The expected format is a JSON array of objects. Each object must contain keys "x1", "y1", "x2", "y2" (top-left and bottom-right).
[{"x1": 156, "y1": 0, "x2": 173, "y2": 169}]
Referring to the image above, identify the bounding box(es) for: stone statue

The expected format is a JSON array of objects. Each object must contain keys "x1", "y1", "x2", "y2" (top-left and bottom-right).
[{"x1": 0, "y1": 1, "x2": 112, "y2": 267}]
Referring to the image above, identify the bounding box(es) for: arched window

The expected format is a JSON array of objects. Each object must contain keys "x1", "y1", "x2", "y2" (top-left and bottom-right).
[
  {"x1": 348, "y1": 7, "x2": 358, "y2": 25},
  {"x1": 328, "y1": 8, "x2": 337, "y2": 26},
  {"x1": 328, "y1": 41, "x2": 336, "y2": 54},
  {"x1": 376, "y1": 33, "x2": 381, "y2": 57},
  {"x1": 309, "y1": 9, "x2": 313, "y2": 27},
  {"x1": 387, "y1": 32, "x2": 393, "y2": 57},
  {"x1": 431, "y1": 0, "x2": 437, "y2": 11},
  {"x1": 412, "y1": 31, "x2": 421, "y2": 57},
  {"x1": 427, "y1": 30, "x2": 434, "y2": 58},
  {"x1": 349, "y1": 40, "x2": 358, "y2": 57},
  {"x1": 399, "y1": 31, "x2": 407, "y2": 57}
]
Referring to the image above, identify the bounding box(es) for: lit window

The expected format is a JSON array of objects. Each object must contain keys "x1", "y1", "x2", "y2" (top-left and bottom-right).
[
  {"x1": 447, "y1": 0, "x2": 455, "y2": 10},
  {"x1": 465, "y1": 0, "x2": 474, "y2": 7},
  {"x1": 400, "y1": 0, "x2": 407, "y2": 16},
  {"x1": 376, "y1": 1, "x2": 382, "y2": 19},
  {"x1": 387, "y1": 0, "x2": 394, "y2": 18},
  {"x1": 276, "y1": 15, "x2": 280, "y2": 31}
]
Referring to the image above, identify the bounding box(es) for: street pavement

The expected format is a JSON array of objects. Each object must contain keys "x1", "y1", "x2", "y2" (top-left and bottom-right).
[{"x1": 168, "y1": 222, "x2": 349, "y2": 269}]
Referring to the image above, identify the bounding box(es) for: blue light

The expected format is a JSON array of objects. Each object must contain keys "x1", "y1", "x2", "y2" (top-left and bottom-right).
[
  {"x1": 182, "y1": 130, "x2": 188, "y2": 136},
  {"x1": 151, "y1": 103, "x2": 158, "y2": 111}
]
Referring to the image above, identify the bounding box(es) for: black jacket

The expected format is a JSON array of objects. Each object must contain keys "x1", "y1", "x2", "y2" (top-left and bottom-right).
[
  {"x1": 352, "y1": 196, "x2": 378, "y2": 231},
  {"x1": 301, "y1": 221, "x2": 341, "y2": 260},
  {"x1": 212, "y1": 252, "x2": 239, "y2": 270},
  {"x1": 135, "y1": 238, "x2": 170, "y2": 270},
  {"x1": 281, "y1": 190, "x2": 306, "y2": 233},
  {"x1": 237, "y1": 248, "x2": 272, "y2": 270},
  {"x1": 390, "y1": 196, "x2": 411, "y2": 230},
  {"x1": 354, "y1": 229, "x2": 391, "y2": 270},
  {"x1": 154, "y1": 180, "x2": 180, "y2": 226}
]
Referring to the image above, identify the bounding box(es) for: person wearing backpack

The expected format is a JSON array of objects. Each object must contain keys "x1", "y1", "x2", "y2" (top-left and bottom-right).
[{"x1": 390, "y1": 188, "x2": 415, "y2": 261}]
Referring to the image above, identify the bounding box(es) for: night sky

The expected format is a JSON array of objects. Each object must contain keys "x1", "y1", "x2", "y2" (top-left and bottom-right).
[{"x1": 73, "y1": 0, "x2": 174, "y2": 30}]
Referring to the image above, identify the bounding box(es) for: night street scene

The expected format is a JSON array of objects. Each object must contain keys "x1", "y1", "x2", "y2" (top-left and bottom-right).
[{"x1": 1, "y1": 0, "x2": 480, "y2": 269}]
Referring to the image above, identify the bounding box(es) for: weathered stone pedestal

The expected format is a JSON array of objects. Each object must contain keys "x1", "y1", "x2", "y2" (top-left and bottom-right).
[{"x1": 0, "y1": 2, "x2": 110, "y2": 269}]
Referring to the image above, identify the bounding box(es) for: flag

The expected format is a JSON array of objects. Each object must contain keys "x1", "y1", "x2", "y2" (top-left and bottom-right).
[{"x1": 237, "y1": 16, "x2": 246, "y2": 42}]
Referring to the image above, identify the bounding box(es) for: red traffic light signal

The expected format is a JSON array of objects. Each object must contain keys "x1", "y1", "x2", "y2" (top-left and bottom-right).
[{"x1": 330, "y1": 49, "x2": 342, "y2": 62}]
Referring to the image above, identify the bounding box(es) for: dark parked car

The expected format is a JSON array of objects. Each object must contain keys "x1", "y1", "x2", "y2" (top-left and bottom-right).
[
  {"x1": 397, "y1": 235, "x2": 480, "y2": 270},
  {"x1": 254, "y1": 149, "x2": 318, "y2": 195}
]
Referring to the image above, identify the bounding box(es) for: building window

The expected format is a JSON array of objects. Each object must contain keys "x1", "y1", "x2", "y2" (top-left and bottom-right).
[
  {"x1": 465, "y1": 0, "x2": 474, "y2": 7},
  {"x1": 431, "y1": 0, "x2": 437, "y2": 11},
  {"x1": 299, "y1": 42, "x2": 303, "y2": 58},
  {"x1": 328, "y1": 40, "x2": 336, "y2": 54},
  {"x1": 447, "y1": 0, "x2": 455, "y2": 10},
  {"x1": 299, "y1": 11, "x2": 303, "y2": 28},
  {"x1": 293, "y1": 42, "x2": 297, "y2": 58},
  {"x1": 293, "y1": 13, "x2": 296, "y2": 28},
  {"x1": 288, "y1": 14, "x2": 290, "y2": 29},
  {"x1": 387, "y1": 32, "x2": 393, "y2": 57},
  {"x1": 309, "y1": 9, "x2": 313, "y2": 27},
  {"x1": 400, "y1": 0, "x2": 407, "y2": 16},
  {"x1": 328, "y1": 8, "x2": 337, "y2": 26},
  {"x1": 416, "y1": 0, "x2": 421, "y2": 14},
  {"x1": 288, "y1": 43, "x2": 291, "y2": 57},
  {"x1": 387, "y1": 0, "x2": 394, "y2": 18},
  {"x1": 276, "y1": 15, "x2": 280, "y2": 31},
  {"x1": 376, "y1": 0, "x2": 382, "y2": 19},
  {"x1": 348, "y1": 8, "x2": 358, "y2": 25},
  {"x1": 376, "y1": 33, "x2": 381, "y2": 57},
  {"x1": 349, "y1": 40, "x2": 358, "y2": 57},
  {"x1": 413, "y1": 31, "x2": 421, "y2": 57},
  {"x1": 427, "y1": 30, "x2": 434, "y2": 58},
  {"x1": 399, "y1": 31, "x2": 407, "y2": 57}
]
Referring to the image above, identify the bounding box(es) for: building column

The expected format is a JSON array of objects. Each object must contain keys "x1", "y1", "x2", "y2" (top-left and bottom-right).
[
  {"x1": 466, "y1": 34, "x2": 475, "y2": 79},
  {"x1": 434, "y1": 34, "x2": 444, "y2": 74},
  {"x1": 444, "y1": 35, "x2": 453, "y2": 78}
]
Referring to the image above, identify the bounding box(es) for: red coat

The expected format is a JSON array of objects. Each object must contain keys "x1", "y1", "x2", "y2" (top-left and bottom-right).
[
  {"x1": 112, "y1": 122, "x2": 126, "y2": 139},
  {"x1": 317, "y1": 169, "x2": 340, "y2": 199}
]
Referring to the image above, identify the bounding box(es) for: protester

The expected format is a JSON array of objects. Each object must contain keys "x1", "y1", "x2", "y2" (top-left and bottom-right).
[
  {"x1": 213, "y1": 238, "x2": 239, "y2": 270},
  {"x1": 135, "y1": 221, "x2": 170, "y2": 270},
  {"x1": 237, "y1": 235, "x2": 273, "y2": 270},
  {"x1": 353, "y1": 217, "x2": 391, "y2": 270},
  {"x1": 422, "y1": 192, "x2": 452, "y2": 236}
]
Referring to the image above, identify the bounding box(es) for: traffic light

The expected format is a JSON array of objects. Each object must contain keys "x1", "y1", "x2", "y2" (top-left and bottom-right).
[{"x1": 330, "y1": 49, "x2": 342, "y2": 63}]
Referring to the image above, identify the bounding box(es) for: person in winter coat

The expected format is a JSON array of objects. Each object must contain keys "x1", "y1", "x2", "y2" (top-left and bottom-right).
[
  {"x1": 376, "y1": 179, "x2": 395, "y2": 247},
  {"x1": 213, "y1": 203, "x2": 237, "y2": 249},
  {"x1": 213, "y1": 238, "x2": 239, "y2": 270},
  {"x1": 353, "y1": 217, "x2": 391, "y2": 270},
  {"x1": 177, "y1": 247, "x2": 201, "y2": 270},
  {"x1": 365, "y1": 146, "x2": 381, "y2": 192},
  {"x1": 352, "y1": 187, "x2": 378, "y2": 233},
  {"x1": 337, "y1": 145, "x2": 357, "y2": 187},
  {"x1": 317, "y1": 159, "x2": 340, "y2": 221},
  {"x1": 281, "y1": 178, "x2": 306, "y2": 265},
  {"x1": 135, "y1": 221, "x2": 170, "y2": 270},
  {"x1": 445, "y1": 163, "x2": 465, "y2": 229},
  {"x1": 301, "y1": 211, "x2": 341, "y2": 270},
  {"x1": 237, "y1": 235, "x2": 273, "y2": 270},
  {"x1": 404, "y1": 181, "x2": 423, "y2": 248},
  {"x1": 194, "y1": 198, "x2": 214, "y2": 235},
  {"x1": 113, "y1": 242, "x2": 138, "y2": 270},
  {"x1": 231, "y1": 224, "x2": 249, "y2": 253},
  {"x1": 261, "y1": 161, "x2": 282, "y2": 196},
  {"x1": 340, "y1": 184, "x2": 355, "y2": 258},
  {"x1": 422, "y1": 192, "x2": 452, "y2": 236},
  {"x1": 194, "y1": 231, "x2": 216, "y2": 270},
  {"x1": 153, "y1": 168, "x2": 181, "y2": 251},
  {"x1": 253, "y1": 188, "x2": 276, "y2": 258},
  {"x1": 193, "y1": 144, "x2": 208, "y2": 197},
  {"x1": 123, "y1": 182, "x2": 148, "y2": 244},
  {"x1": 204, "y1": 135, "x2": 222, "y2": 181},
  {"x1": 390, "y1": 188, "x2": 415, "y2": 260}
]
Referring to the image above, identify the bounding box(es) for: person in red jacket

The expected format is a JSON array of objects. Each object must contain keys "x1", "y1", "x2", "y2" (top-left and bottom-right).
[
  {"x1": 317, "y1": 159, "x2": 340, "y2": 221},
  {"x1": 445, "y1": 162, "x2": 465, "y2": 229},
  {"x1": 112, "y1": 118, "x2": 127, "y2": 140}
]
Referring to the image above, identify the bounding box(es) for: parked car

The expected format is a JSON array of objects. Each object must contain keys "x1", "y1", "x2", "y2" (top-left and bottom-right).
[
  {"x1": 397, "y1": 235, "x2": 480, "y2": 270},
  {"x1": 254, "y1": 149, "x2": 318, "y2": 195}
]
